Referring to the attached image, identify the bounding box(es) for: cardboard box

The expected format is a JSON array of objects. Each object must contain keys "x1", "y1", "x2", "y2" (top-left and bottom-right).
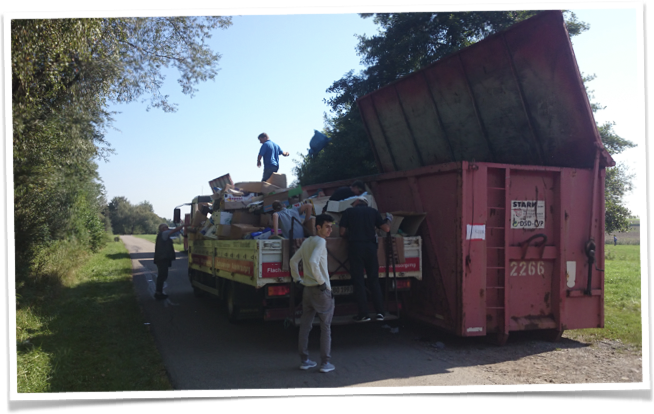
[
  {"x1": 234, "y1": 181, "x2": 281, "y2": 195},
  {"x1": 212, "y1": 211, "x2": 233, "y2": 225},
  {"x1": 262, "y1": 189, "x2": 290, "y2": 213},
  {"x1": 191, "y1": 212, "x2": 208, "y2": 227},
  {"x1": 260, "y1": 212, "x2": 273, "y2": 228},
  {"x1": 266, "y1": 173, "x2": 287, "y2": 189},
  {"x1": 216, "y1": 224, "x2": 232, "y2": 239},
  {"x1": 229, "y1": 224, "x2": 263, "y2": 239},
  {"x1": 326, "y1": 194, "x2": 377, "y2": 213},
  {"x1": 223, "y1": 194, "x2": 264, "y2": 210},
  {"x1": 303, "y1": 217, "x2": 316, "y2": 236},
  {"x1": 230, "y1": 210, "x2": 261, "y2": 226},
  {"x1": 208, "y1": 174, "x2": 233, "y2": 194},
  {"x1": 389, "y1": 211, "x2": 427, "y2": 236}
]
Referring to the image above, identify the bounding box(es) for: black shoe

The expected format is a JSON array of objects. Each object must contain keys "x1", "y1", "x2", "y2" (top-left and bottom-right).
[
  {"x1": 353, "y1": 315, "x2": 371, "y2": 322},
  {"x1": 154, "y1": 292, "x2": 168, "y2": 300}
]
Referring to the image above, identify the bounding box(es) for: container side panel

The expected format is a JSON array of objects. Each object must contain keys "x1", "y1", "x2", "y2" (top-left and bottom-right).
[
  {"x1": 359, "y1": 96, "x2": 396, "y2": 172},
  {"x1": 394, "y1": 74, "x2": 453, "y2": 165},
  {"x1": 560, "y1": 168, "x2": 604, "y2": 329},
  {"x1": 368, "y1": 88, "x2": 424, "y2": 171},
  {"x1": 410, "y1": 171, "x2": 461, "y2": 329},
  {"x1": 357, "y1": 11, "x2": 613, "y2": 173},
  {"x1": 504, "y1": 13, "x2": 599, "y2": 169},
  {"x1": 423, "y1": 58, "x2": 491, "y2": 163},
  {"x1": 460, "y1": 167, "x2": 488, "y2": 336},
  {"x1": 460, "y1": 35, "x2": 543, "y2": 165}
]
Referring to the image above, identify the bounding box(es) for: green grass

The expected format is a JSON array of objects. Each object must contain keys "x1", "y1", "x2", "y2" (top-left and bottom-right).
[
  {"x1": 16, "y1": 240, "x2": 172, "y2": 392},
  {"x1": 565, "y1": 245, "x2": 642, "y2": 348},
  {"x1": 133, "y1": 234, "x2": 186, "y2": 251}
]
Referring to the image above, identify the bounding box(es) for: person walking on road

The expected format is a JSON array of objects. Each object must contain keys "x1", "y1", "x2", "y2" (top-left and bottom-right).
[
  {"x1": 153, "y1": 223, "x2": 185, "y2": 300},
  {"x1": 614, "y1": 235, "x2": 618, "y2": 246},
  {"x1": 339, "y1": 197, "x2": 391, "y2": 322},
  {"x1": 257, "y1": 132, "x2": 289, "y2": 182},
  {"x1": 289, "y1": 214, "x2": 336, "y2": 373}
]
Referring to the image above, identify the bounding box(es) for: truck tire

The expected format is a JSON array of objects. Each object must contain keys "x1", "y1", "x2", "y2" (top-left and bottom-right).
[
  {"x1": 226, "y1": 281, "x2": 241, "y2": 324},
  {"x1": 188, "y1": 269, "x2": 204, "y2": 298}
]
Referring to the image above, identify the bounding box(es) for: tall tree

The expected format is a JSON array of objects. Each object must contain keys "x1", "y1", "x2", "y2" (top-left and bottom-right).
[
  {"x1": 294, "y1": 11, "x2": 588, "y2": 185},
  {"x1": 583, "y1": 76, "x2": 636, "y2": 233},
  {"x1": 12, "y1": 16, "x2": 231, "y2": 279}
]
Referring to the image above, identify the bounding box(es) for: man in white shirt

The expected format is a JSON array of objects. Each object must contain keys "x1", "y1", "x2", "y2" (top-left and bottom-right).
[{"x1": 290, "y1": 214, "x2": 336, "y2": 373}]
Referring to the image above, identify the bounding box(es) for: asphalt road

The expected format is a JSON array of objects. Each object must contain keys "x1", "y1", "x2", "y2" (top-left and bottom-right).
[{"x1": 122, "y1": 235, "x2": 509, "y2": 391}]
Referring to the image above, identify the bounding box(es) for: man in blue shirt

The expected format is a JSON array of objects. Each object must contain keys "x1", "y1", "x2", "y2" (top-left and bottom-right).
[{"x1": 257, "y1": 132, "x2": 289, "y2": 182}]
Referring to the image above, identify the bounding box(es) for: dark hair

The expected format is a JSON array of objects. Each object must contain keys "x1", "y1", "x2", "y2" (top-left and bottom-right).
[
  {"x1": 258, "y1": 132, "x2": 269, "y2": 140},
  {"x1": 271, "y1": 200, "x2": 284, "y2": 212},
  {"x1": 350, "y1": 180, "x2": 366, "y2": 192},
  {"x1": 315, "y1": 214, "x2": 333, "y2": 228}
]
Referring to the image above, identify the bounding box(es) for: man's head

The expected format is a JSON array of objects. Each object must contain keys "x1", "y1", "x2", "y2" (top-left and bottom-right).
[
  {"x1": 258, "y1": 132, "x2": 269, "y2": 144},
  {"x1": 158, "y1": 224, "x2": 169, "y2": 233},
  {"x1": 315, "y1": 214, "x2": 334, "y2": 239},
  {"x1": 350, "y1": 180, "x2": 366, "y2": 196}
]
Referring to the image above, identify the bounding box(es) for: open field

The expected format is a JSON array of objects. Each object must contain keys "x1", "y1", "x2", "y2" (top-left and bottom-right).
[
  {"x1": 133, "y1": 234, "x2": 186, "y2": 251},
  {"x1": 565, "y1": 244, "x2": 642, "y2": 347},
  {"x1": 606, "y1": 219, "x2": 641, "y2": 245}
]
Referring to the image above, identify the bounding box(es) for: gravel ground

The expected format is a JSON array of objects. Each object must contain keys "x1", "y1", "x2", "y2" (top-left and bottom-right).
[{"x1": 411, "y1": 328, "x2": 644, "y2": 386}]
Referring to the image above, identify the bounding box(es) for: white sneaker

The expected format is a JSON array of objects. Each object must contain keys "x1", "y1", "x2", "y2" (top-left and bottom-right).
[
  {"x1": 320, "y1": 362, "x2": 335, "y2": 373},
  {"x1": 300, "y1": 359, "x2": 317, "y2": 370}
]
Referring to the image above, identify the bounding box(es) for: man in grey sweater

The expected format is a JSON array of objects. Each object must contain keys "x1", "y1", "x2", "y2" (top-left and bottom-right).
[{"x1": 289, "y1": 214, "x2": 336, "y2": 373}]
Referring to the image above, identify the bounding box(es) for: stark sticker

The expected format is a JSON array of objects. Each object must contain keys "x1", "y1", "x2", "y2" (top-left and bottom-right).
[{"x1": 511, "y1": 200, "x2": 545, "y2": 229}]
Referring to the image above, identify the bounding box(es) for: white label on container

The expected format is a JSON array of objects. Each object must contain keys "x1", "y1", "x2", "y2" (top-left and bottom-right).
[
  {"x1": 467, "y1": 327, "x2": 483, "y2": 333},
  {"x1": 511, "y1": 200, "x2": 545, "y2": 229},
  {"x1": 466, "y1": 224, "x2": 486, "y2": 240},
  {"x1": 566, "y1": 261, "x2": 577, "y2": 288}
]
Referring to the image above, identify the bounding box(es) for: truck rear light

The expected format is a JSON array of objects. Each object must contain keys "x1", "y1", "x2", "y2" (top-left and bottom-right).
[
  {"x1": 393, "y1": 279, "x2": 410, "y2": 290},
  {"x1": 267, "y1": 285, "x2": 290, "y2": 297}
]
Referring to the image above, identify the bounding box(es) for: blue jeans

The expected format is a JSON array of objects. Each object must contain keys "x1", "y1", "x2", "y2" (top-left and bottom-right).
[{"x1": 262, "y1": 165, "x2": 279, "y2": 182}]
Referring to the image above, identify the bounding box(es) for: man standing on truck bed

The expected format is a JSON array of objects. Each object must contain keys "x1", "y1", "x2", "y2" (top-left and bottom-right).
[
  {"x1": 154, "y1": 223, "x2": 185, "y2": 300},
  {"x1": 290, "y1": 214, "x2": 336, "y2": 373},
  {"x1": 339, "y1": 197, "x2": 391, "y2": 322},
  {"x1": 257, "y1": 132, "x2": 289, "y2": 182}
]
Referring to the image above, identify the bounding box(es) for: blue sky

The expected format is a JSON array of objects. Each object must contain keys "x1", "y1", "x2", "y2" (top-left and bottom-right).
[{"x1": 3, "y1": 1, "x2": 647, "y2": 223}]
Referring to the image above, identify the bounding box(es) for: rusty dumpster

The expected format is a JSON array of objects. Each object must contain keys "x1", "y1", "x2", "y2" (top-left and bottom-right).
[{"x1": 304, "y1": 10, "x2": 614, "y2": 342}]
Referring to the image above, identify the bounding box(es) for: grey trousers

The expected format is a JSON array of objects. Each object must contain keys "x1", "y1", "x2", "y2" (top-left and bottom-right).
[{"x1": 298, "y1": 286, "x2": 335, "y2": 365}]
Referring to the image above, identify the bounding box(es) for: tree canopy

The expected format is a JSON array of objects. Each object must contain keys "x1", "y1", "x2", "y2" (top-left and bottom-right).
[{"x1": 12, "y1": 16, "x2": 231, "y2": 280}]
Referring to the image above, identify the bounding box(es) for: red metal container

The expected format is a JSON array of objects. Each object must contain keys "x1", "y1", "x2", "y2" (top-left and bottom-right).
[{"x1": 304, "y1": 11, "x2": 614, "y2": 342}]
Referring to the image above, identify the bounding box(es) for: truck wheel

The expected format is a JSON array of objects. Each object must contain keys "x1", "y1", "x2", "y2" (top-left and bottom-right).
[
  {"x1": 188, "y1": 269, "x2": 204, "y2": 297},
  {"x1": 226, "y1": 282, "x2": 241, "y2": 324}
]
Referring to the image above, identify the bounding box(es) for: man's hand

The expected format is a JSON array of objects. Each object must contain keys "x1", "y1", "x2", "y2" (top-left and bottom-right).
[
  {"x1": 283, "y1": 152, "x2": 289, "y2": 157},
  {"x1": 318, "y1": 283, "x2": 326, "y2": 292},
  {"x1": 257, "y1": 160, "x2": 262, "y2": 168}
]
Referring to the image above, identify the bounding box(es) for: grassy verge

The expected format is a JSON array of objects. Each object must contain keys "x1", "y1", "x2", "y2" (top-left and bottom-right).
[
  {"x1": 132, "y1": 234, "x2": 186, "y2": 251},
  {"x1": 565, "y1": 245, "x2": 642, "y2": 348},
  {"x1": 16, "y1": 239, "x2": 172, "y2": 392}
]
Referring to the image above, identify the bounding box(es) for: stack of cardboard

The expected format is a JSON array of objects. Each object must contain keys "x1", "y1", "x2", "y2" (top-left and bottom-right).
[{"x1": 191, "y1": 172, "x2": 320, "y2": 241}]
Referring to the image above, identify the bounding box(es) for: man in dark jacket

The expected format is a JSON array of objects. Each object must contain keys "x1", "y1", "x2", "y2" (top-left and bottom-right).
[
  {"x1": 154, "y1": 223, "x2": 185, "y2": 300},
  {"x1": 339, "y1": 197, "x2": 391, "y2": 322}
]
